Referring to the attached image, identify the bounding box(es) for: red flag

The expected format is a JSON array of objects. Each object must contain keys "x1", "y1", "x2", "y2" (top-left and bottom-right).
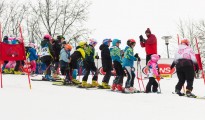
[{"x1": 0, "y1": 42, "x2": 26, "y2": 61}]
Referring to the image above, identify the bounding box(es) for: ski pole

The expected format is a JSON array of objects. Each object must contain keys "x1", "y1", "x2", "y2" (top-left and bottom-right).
[
  {"x1": 136, "y1": 62, "x2": 142, "y2": 92},
  {"x1": 156, "y1": 76, "x2": 161, "y2": 93},
  {"x1": 139, "y1": 63, "x2": 146, "y2": 91},
  {"x1": 195, "y1": 37, "x2": 205, "y2": 84}
]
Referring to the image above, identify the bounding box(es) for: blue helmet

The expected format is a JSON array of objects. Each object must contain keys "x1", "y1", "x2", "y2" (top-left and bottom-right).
[
  {"x1": 112, "y1": 39, "x2": 121, "y2": 46},
  {"x1": 103, "y1": 38, "x2": 112, "y2": 45}
]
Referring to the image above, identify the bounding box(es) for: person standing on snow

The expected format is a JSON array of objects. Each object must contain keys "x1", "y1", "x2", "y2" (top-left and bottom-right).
[
  {"x1": 146, "y1": 54, "x2": 160, "y2": 93},
  {"x1": 110, "y1": 39, "x2": 124, "y2": 92},
  {"x1": 122, "y1": 39, "x2": 139, "y2": 93},
  {"x1": 139, "y1": 28, "x2": 157, "y2": 65},
  {"x1": 80, "y1": 39, "x2": 99, "y2": 88},
  {"x1": 99, "y1": 39, "x2": 112, "y2": 89},
  {"x1": 171, "y1": 39, "x2": 199, "y2": 97},
  {"x1": 41, "y1": 34, "x2": 55, "y2": 81}
]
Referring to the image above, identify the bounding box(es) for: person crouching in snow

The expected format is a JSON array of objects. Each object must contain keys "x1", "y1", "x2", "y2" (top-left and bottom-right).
[
  {"x1": 110, "y1": 39, "x2": 124, "y2": 91},
  {"x1": 145, "y1": 54, "x2": 160, "y2": 93},
  {"x1": 171, "y1": 39, "x2": 199, "y2": 97},
  {"x1": 59, "y1": 44, "x2": 72, "y2": 85},
  {"x1": 70, "y1": 41, "x2": 87, "y2": 85},
  {"x1": 99, "y1": 39, "x2": 112, "y2": 89},
  {"x1": 122, "y1": 39, "x2": 138, "y2": 93}
]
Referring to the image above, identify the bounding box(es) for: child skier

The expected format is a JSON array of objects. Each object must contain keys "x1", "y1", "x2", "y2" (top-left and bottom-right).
[
  {"x1": 99, "y1": 39, "x2": 112, "y2": 89},
  {"x1": 171, "y1": 39, "x2": 199, "y2": 97},
  {"x1": 122, "y1": 39, "x2": 138, "y2": 93},
  {"x1": 27, "y1": 43, "x2": 38, "y2": 76},
  {"x1": 70, "y1": 41, "x2": 87, "y2": 85},
  {"x1": 80, "y1": 39, "x2": 99, "y2": 88},
  {"x1": 145, "y1": 54, "x2": 160, "y2": 93},
  {"x1": 110, "y1": 39, "x2": 124, "y2": 91},
  {"x1": 59, "y1": 44, "x2": 72, "y2": 85},
  {"x1": 41, "y1": 34, "x2": 55, "y2": 81}
]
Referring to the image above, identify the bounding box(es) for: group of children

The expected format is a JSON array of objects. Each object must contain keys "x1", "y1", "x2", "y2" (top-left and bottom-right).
[{"x1": 1, "y1": 34, "x2": 198, "y2": 95}]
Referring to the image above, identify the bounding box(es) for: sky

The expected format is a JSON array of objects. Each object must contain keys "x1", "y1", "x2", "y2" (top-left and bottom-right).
[
  {"x1": 4, "y1": 0, "x2": 205, "y2": 58},
  {"x1": 85, "y1": 0, "x2": 205, "y2": 58}
]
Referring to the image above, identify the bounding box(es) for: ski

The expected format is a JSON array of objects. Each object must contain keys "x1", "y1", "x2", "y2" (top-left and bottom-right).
[{"x1": 31, "y1": 78, "x2": 63, "y2": 82}]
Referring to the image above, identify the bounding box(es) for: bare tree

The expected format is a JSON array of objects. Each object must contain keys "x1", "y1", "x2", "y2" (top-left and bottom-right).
[{"x1": 29, "y1": 0, "x2": 91, "y2": 41}]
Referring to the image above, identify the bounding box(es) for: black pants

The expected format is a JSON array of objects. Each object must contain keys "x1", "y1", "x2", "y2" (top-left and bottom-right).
[
  {"x1": 146, "y1": 77, "x2": 158, "y2": 92},
  {"x1": 124, "y1": 67, "x2": 135, "y2": 88},
  {"x1": 14, "y1": 61, "x2": 21, "y2": 71},
  {"x1": 102, "y1": 70, "x2": 111, "y2": 83},
  {"x1": 113, "y1": 61, "x2": 124, "y2": 85},
  {"x1": 41, "y1": 56, "x2": 52, "y2": 75},
  {"x1": 146, "y1": 54, "x2": 153, "y2": 65},
  {"x1": 82, "y1": 61, "x2": 98, "y2": 82},
  {"x1": 176, "y1": 66, "x2": 195, "y2": 92}
]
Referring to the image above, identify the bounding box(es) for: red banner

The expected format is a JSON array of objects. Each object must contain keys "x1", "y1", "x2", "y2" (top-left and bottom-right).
[{"x1": 0, "y1": 42, "x2": 26, "y2": 61}]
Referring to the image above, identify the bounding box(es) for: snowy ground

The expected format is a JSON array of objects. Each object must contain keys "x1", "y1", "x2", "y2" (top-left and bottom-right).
[{"x1": 0, "y1": 74, "x2": 205, "y2": 120}]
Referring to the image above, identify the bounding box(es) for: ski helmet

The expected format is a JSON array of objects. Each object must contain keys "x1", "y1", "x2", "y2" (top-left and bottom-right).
[
  {"x1": 127, "y1": 39, "x2": 136, "y2": 46},
  {"x1": 112, "y1": 39, "x2": 121, "y2": 46},
  {"x1": 151, "y1": 54, "x2": 160, "y2": 63},
  {"x1": 103, "y1": 39, "x2": 112, "y2": 45},
  {"x1": 78, "y1": 41, "x2": 87, "y2": 47},
  {"x1": 44, "y1": 34, "x2": 52, "y2": 41},
  {"x1": 181, "y1": 38, "x2": 189, "y2": 46},
  {"x1": 89, "y1": 38, "x2": 97, "y2": 45},
  {"x1": 64, "y1": 44, "x2": 72, "y2": 50}
]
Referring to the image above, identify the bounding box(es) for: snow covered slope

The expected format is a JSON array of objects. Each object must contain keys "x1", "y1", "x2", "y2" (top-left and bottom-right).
[{"x1": 0, "y1": 74, "x2": 205, "y2": 120}]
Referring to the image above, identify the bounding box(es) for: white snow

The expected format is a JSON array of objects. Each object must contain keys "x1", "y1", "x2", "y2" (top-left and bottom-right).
[{"x1": 0, "y1": 74, "x2": 205, "y2": 120}]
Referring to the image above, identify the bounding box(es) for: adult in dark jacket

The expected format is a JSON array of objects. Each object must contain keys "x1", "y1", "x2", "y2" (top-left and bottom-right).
[
  {"x1": 99, "y1": 39, "x2": 112, "y2": 89},
  {"x1": 41, "y1": 34, "x2": 55, "y2": 81},
  {"x1": 139, "y1": 28, "x2": 157, "y2": 65}
]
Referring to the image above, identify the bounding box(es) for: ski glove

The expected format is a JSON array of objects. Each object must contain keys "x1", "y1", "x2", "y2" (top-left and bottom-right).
[
  {"x1": 134, "y1": 53, "x2": 141, "y2": 61},
  {"x1": 139, "y1": 35, "x2": 145, "y2": 42},
  {"x1": 170, "y1": 62, "x2": 176, "y2": 69}
]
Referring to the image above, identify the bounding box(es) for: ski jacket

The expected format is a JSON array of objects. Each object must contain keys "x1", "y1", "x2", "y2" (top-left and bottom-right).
[
  {"x1": 147, "y1": 60, "x2": 159, "y2": 77},
  {"x1": 84, "y1": 44, "x2": 95, "y2": 62},
  {"x1": 28, "y1": 47, "x2": 38, "y2": 61},
  {"x1": 40, "y1": 40, "x2": 54, "y2": 58},
  {"x1": 140, "y1": 34, "x2": 157, "y2": 55},
  {"x1": 59, "y1": 48, "x2": 70, "y2": 63},
  {"x1": 52, "y1": 40, "x2": 62, "y2": 62},
  {"x1": 122, "y1": 46, "x2": 136, "y2": 67},
  {"x1": 110, "y1": 46, "x2": 122, "y2": 63},
  {"x1": 99, "y1": 44, "x2": 112, "y2": 72},
  {"x1": 70, "y1": 46, "x2": 85, "y2": 61}
]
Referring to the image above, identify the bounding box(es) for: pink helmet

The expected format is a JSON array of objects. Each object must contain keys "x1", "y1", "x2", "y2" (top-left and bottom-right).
[
  {"x1": 44, "y1": 34, "x2": 52, "y2": 40},
  {"x1": 151, "y1": 54, "x2": 160, "y2": 63}
]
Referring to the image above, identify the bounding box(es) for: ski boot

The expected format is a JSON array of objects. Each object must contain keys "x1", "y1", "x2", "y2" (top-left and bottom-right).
[
  {"x1": 72, "y1": 79, "x2": 81, "y2": 85},
  {"x1": 175, "y1": 89, "x2": 185, "y2": 96},
  {"x1": 91, "y1": 80, "x2": 99, "y2": 87},
  {"x1": 186, "y1": 90, "x2": 197, "y2": 98},
  {"x1": 98, "y1": 82, "x2": 110, "y2": 89},
  {"x1": 79, "y1": 81, "x2": 92, "y2": 88},
  {"x1": 14, "y1": 71, "x2": 22, "y2": 75},
  {"x1": 111, "y1": 84, "x2": 117, "y2": 91},
  {"x1": 116, "y1": 84, "x2": 124, "y2": 92},
  {"x1": 124, "y1": 87, "x2": 135, "y2": 93}
]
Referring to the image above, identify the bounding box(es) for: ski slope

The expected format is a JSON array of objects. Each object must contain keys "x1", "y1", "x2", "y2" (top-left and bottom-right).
[{"x1": 0, "y1": 74, "x2": 205, "y2": 120}]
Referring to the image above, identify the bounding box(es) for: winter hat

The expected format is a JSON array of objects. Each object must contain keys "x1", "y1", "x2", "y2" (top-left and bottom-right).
[
  {"x1": 64, "y1": 44, "x2": 72, "y2": 50},
  {"x1": 29, "y1": 43, "x2": 36, "y2": 48},
  {"x1": 127, "y1": 39, "x2": 136, "y2": 46},
  {"x1": 89, "y1": 38, "x2": 97, "y2": 46},
  {"x1": 151, "y1": 54, "x2": 160, "y2": 63},
  {"x1": 145, "y1": 28, "x2": 151, "y2": 34},
  {"x1": 112, "y1": 39, "x2": 121, "y2": 46},
  {"x1": 181, "y1": 38, "x2": 189, "y2": 46},
  {"x1": 103, "y1": 39, "x2": 112, "y2": 45},
  {"x1": 44, "y1": 34, "x2": 52, "y2": 41},
  {"x1": 3, "y1": 36, "x2": 8, "y2": 40}
]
